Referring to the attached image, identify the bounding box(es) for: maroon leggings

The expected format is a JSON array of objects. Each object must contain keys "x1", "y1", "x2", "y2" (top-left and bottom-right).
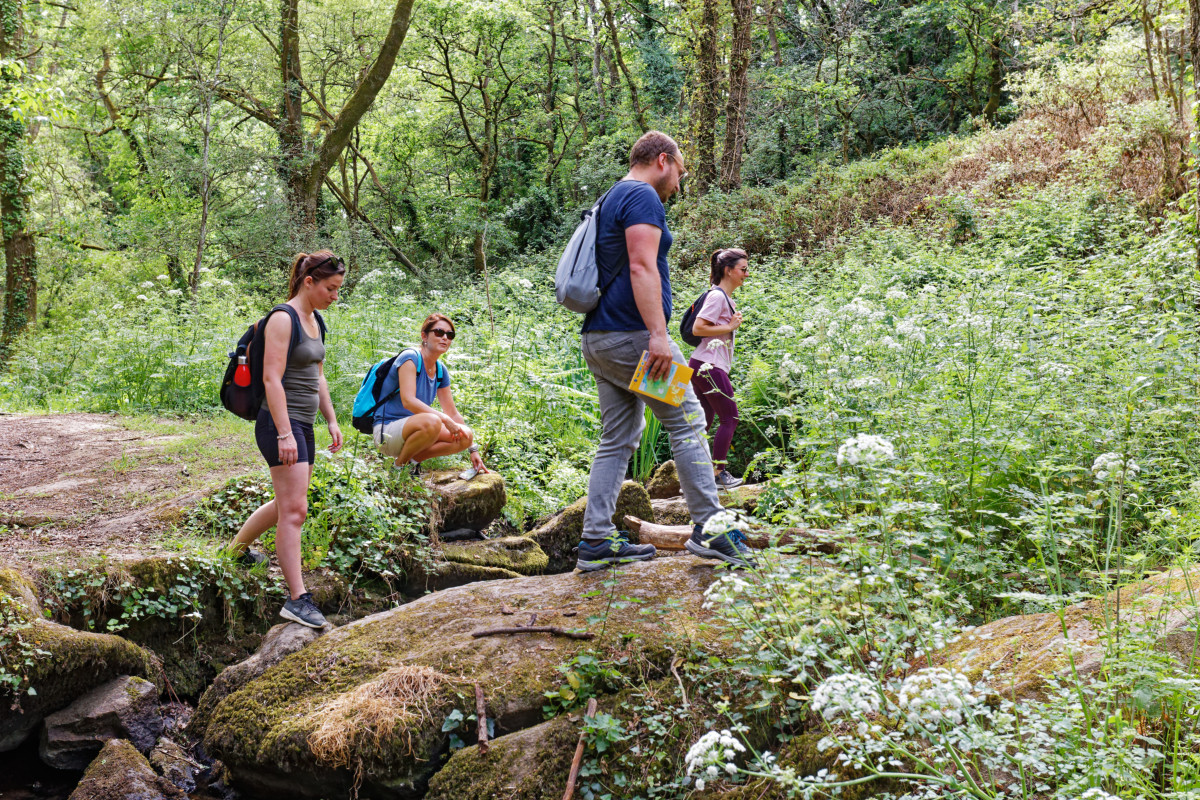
[{"x1": 688, "y1": 359, "x2": 738, "y2": 466}]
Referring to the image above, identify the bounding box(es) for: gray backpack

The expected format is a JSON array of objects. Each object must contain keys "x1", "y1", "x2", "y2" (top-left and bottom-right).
[{"x1": 555, "y1": 188, "x2": 615, "y2": 313}]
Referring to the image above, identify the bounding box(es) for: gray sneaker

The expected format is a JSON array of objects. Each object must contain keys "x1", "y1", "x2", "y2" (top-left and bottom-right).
[
  {"x1": 685, "y1": 525, "x2": 757, "y2": 569},
  {"x1": 280, "y1": 592, "x2": 328, "y2": 629},
  {"x1": 714, "y1": 470, "x2": 744, "y2": 490},
  {"x1": 235, "y1": 548, "x2": 268, "y2": 568},
  {"x1": 575, "y1": 534, "x2": 657, "y2": 572}
]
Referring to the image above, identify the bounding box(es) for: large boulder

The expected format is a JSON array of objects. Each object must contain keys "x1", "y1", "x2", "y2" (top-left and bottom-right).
[
  {"x1": 192, "y1": 622, "x2": 329, "y2": 733},
  {"x1": 0, "y1": 569, "x2": 160, "y2": 753},
  {"x1": 646, "y1": 460, "x2": 680, "y2": 499},
  {"x1": 199, "y1": 556, "x2": 726, "y2": 799},
  {"x1": 68, "y1": 738, "x2": 185, "y2": 800},
  {"x1": 40, "y1": 675, "x2": 163, "y2": 770},
  {"x1": 930, "y1": 566, "x2": 1200, "y2": 698},
  {"x1": 528, "y1": 482, "x2": 653, "y2": 573},
  {"x1": 441, "y1": 536, "x2": 548, "y2": 576},
  {"x1": 425, "y1": 717, "x2": 578, "y2": 800},
  {"x1": 427, "y1": 470, "x2": 507, "y2": 532}
]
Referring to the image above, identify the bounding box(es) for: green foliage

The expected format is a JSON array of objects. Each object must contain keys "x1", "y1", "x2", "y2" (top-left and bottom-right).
[{"x1": 0, "y1": 593, "x2": 48, "y2": 698}]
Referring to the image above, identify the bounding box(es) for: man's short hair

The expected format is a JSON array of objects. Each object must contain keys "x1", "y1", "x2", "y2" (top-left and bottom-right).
[{"x1": 629, "y1": 131, "x2": 680, "y2": 168}]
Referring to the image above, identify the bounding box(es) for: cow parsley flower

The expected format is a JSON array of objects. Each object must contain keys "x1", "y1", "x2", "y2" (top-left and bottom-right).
[
  {"x1": 811, "y1": 673, "x2": 881, "y2": 720},
  {"x1": 885, "y1": 287, "x2": 908, "y2": 301},
  {"x1": 841, "y1": 298, "x2": 874, "y2": 318},
  {"x1": 685, "y1": 729, "x2": 746, "y2": 790},
  {"x1": 897, "y1": 668, "x2": 980, "y2": 726},
  {"x1": 136, "y1": 294, "x2": 148, "y2": 302},
  {"x1": 836, "y1": 435, "x2": 895, "y2": 466},
  {"x1": 1038, "y1": 362, "x2": 1074, "y2": 379},
  {"x1": 848, "y1": 376, "x2": 883, "y2": 390},
  {"x1": 896, "y1": 318, "x2": 926, "y2": 343},
  {"x1": 703, "y1": 573, "x2": 751, "y2": 608},
  {"x1": 1079, "y1": 789, "x2": 1121, "y2": 800},
  {"x1": 518, "y1": 278, "x2": 533, "y2": 290},
  {"x1": 703, "y1": 510, "x2": 742, "y2": 537},
  {"x1": 777, "y1": 324, "x2": 797, "y2": 337},
  {"x1": 156, "y1": 274, "x2": 169, "y2": 281},
  {"x1": 140, "y1": 281, "x2": 155, "y2": 289},
  {"x1": 878, "y1": 335, "x2": 902, "y2": 350},
  {"x1": 1092, "y1": 453, "x2": 1140, "y2": 483},
  {"x1": 707, "y1": 338, "x2": 728, "y2": 352}
]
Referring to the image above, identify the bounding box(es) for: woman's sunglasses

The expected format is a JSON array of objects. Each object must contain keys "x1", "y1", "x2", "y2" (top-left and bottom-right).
[{"x1": 428, "y1": 327, "x2": 456, "y2": 340}]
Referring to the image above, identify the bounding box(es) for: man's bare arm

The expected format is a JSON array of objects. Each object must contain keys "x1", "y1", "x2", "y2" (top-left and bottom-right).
[{"x1": 626, "y1": 223, "x2": 673, "y2": 380}]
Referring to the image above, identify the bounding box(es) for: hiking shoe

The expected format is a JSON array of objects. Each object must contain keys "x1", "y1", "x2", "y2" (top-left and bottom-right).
[
  {"x1": 392, "y1": 459, "x2": 421, "y2": 477},
  {"x1": 234, "y1": 548, "x2": 268, "y2": 568},
  {"x1": 280, "y1": 592, "x2": 328, "y2": 629},
  {"x1": 686, "y1": 524, "x2": 757, "y2": 569},
  {"x1": 575, "y1": 534, "x2": 657, "y2": 572},
  {"x1": 714, "y1": 470, "x2": 744, "y2": 490}
]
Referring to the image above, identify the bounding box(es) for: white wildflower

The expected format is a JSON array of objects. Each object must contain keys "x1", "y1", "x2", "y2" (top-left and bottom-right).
[
  {"x1": 698, "y1": 362, "x2": 714, "y2": 374},
  {"x1": 801, "y1": 320, "x2": 816, "y2": 333},
  {"x1": 703, "y1": 573, "x2": 751, "y2": 608},
  {"x1": 897, "y1": 668, "x2": 981, "y2": 726},
  {"x1": 707, "y1": 338, "x2": 728, "y2": 352},
  {"x1": 810, "y1": 673, "x2": 881, "y2": 720},
  {"x1": 140, "y1": 281, "x2": 155, "y2": 289},
  {"x1": 885, "y1": 287, "x2": 908, "y2": 301},
  {"x1": 112, "y1": 302, "x2": 124, "y2": 311},
  {"x1": 702, "y1": 510, "x2": 741, "y2": 537},
  {"x1": 1038, "y1": 362, "x2": 1074, "y2": 379},
  {"x1": 836, "y1": 435, "x2": 895, "y2": 466},
  {"x1": 1079, "y1": 789, "x2": 1121, "y2": 800},
  {"x1": 841, "y1": 298, "x2": 874, "y2": 318},
  {"x1": 518, "y1": 278, "x2": 533, "y2": 290},
  {"x1": 879, "y1": 336, "x2": 902, "y2": 350},
  {"x1": 847, "y1": 376, "x2": 883, "y2": 390},
  {"x1": 685, "y1": 729, "x2": 746, "y2": 786},
  {"x1": 827, "y1": 321, "x2": 840, "y2": 337},
  {"x1": 167, "y1": 288, "x2": 183, "y2": 297},
  {"x1": 156, "y1": 274, "x2": 169, "y2": 281},
  {"x1": 896, "y1": 318, "x2": 926, "y2": 343},
  {"x1": 220, "y1": 279, "x2": 233, "y2": 287},
  {"x1": 1092, "y1": 452, "x2": 1140, "y2": 483},
  {"x1": 800, "y1": 336, "x2": 819, "y2": 347},
  {"x1": 136, "y1": 295, "x2": 148, "y2": 302},
  {"x1": 776, "y1": 324, "x2": 797, "y2": 337}
]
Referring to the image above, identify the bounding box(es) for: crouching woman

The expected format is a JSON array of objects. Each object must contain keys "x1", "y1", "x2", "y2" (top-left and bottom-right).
[{"x1": 373, "y1": 313, "x2": 488, "y2": 475}]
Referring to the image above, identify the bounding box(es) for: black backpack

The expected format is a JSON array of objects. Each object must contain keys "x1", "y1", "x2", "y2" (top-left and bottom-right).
[
  {"x1": 220, "y1": 304, "x2": 326, "y2": 421},
  {"x1": 679, "y1": 287, "x2": 733, "y2": 347}
]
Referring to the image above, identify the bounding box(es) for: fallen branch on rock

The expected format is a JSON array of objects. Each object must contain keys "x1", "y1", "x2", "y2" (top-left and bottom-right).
[
  {"x1": 475, "y1": 684, "x2": 488, "y2": 755},
  {"x1": 471, "y1": 626, "x2": 595, "y2": 640},
  {"x1": 562, "y1": 697, "x2": 598, "y2": 800},
  {"x1": 623, "y1": 516, "x2": 845, "y2": 553}
]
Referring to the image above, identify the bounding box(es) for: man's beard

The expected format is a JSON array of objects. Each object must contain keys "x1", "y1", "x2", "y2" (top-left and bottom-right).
[{"x1": 651, "y1": 174, "x2": 674, "y2": 202}]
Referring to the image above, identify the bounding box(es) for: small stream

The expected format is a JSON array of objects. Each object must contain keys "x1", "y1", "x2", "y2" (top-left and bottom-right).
[{"x1": 0, "y1": 739, "x2": 76, "y2": 800}]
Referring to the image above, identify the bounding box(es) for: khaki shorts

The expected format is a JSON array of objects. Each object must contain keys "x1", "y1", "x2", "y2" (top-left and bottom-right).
[{"x1": 373, "y1": 418, "x2": 411, "y2": 458}]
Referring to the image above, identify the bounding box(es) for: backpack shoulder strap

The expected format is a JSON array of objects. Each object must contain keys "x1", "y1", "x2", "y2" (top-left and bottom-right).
[
  {"x1": 267, "y1": 304, "x2": 303, "y2": 358},
  {"x1": 314, "y1": 310, "x2": 327, "y2": 342}
]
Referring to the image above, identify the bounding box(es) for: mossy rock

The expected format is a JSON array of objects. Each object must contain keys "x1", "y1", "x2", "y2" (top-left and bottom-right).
[
  {"x1": 427, "y1": 470, "x2": 507, "y2": 532},
  {"x1": 929, "y1": 565, "x2": 1200, "y2": 698},
  {"x1": 425, "y1": 716, "x2": 578, "y2": 800},
  {"x1": 408, "y1": 560, "x2": 523, "y2": 594},
  {"x1": 527, "y1": 482, "x2": 653, "y2": 573},
  {"x1": 0, "y1": 618, "x2": 161, "y2": 752},
  {"x1": 440, "y1": 536, "x2": 549, "y2": 576},
  {"x1": 646, "y1": 460, "x2": 680, "y2": 499},
  {"x1": 200, "y1": 557, "x2": 727, "y2": 799},
  {"x1": 68, "y1": 738, "x2": 185, "y2": 800},
  {"x1": 0, "y1": 567, "x2": 39, "y2": 614}
]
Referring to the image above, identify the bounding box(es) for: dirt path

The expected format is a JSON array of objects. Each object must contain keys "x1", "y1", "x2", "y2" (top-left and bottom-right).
[{"x1": 0, "y1": 413, "x2": 261, "y2": 571}]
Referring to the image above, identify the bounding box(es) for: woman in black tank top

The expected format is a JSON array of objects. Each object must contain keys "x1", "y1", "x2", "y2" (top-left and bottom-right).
[{"x1": 227, "y1": 250, "x2": 346, "y2": 630}]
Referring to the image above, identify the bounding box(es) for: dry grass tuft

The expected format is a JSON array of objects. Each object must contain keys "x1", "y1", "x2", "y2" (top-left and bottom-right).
[{"x1": 307, "y1": 664, "x2": 451, "y2": 769}]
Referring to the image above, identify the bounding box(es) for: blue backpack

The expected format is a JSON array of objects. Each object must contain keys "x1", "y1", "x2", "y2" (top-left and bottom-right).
[{"x1": 351, "y1": 348, "x2": 444, "y2": 435}]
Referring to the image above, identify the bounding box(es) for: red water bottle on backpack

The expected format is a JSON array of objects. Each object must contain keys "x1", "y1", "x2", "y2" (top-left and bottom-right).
[{"x1": 234, "y1": 355, "x2": 251, "y2": 387}]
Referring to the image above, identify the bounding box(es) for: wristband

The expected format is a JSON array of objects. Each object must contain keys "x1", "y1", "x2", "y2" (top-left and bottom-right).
[
  {"x1": 277, "y1": 430, "x2": 293, "y2": 441},
  {"x1": 468, "y1": 444, "x2": 480, "y2": 454}
]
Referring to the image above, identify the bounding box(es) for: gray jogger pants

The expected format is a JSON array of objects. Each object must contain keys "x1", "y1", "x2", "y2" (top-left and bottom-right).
[{"x1": 580, "y1": 330, "x2": 723, "y2": 541}]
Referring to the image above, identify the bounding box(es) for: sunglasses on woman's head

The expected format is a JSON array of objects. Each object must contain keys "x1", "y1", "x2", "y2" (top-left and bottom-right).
[{"x1": 429, "y1": 328, "x2": 455, "y2": 340}]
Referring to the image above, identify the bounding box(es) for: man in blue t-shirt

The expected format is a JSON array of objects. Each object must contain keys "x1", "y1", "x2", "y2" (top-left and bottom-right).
[{"x1": 576, "y1": 131, "x2": 756, "y2": 572}]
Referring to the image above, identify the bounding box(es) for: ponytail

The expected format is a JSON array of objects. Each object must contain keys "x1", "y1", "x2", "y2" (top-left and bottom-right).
[
  {"x1": 709, "y1": 247, "x2": 748, "y2": 285},
  {"x1": 288, "y1": 250, "x2": 346, "y2": 298}
]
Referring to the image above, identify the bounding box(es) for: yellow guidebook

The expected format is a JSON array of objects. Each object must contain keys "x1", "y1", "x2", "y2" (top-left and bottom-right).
[{"x1": 628, "y1": 351, "x2": 694, "y2": 407}]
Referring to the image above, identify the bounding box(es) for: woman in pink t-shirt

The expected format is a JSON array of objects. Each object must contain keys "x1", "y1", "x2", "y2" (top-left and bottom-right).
[{"x1": 688, "y1": 248, "x2": 748, "y2": 489}]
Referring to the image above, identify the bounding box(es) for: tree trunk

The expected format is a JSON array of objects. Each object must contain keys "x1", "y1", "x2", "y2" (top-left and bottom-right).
[
  {"x1": 277, "y1": 0, "x2": 416, "y2": 235},
  {"x1": 720, "y1": 0, "x2": 753, "y2": 191},
  {"x1": 0, "y1": 0, "x2": 35, "y2": 360},
  {"x1": 690, "y1": 0, "x2": 721, "y2": 194},
  {"x1": 982, "y1": 35, "x2": 1003, "y2": 125},
  {"x1": 598, "y1": 0, "x2": 648, "y2": 132},
  {"x1": 1189, "y1": 0, "x2": 1200, "y2": 273}
]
